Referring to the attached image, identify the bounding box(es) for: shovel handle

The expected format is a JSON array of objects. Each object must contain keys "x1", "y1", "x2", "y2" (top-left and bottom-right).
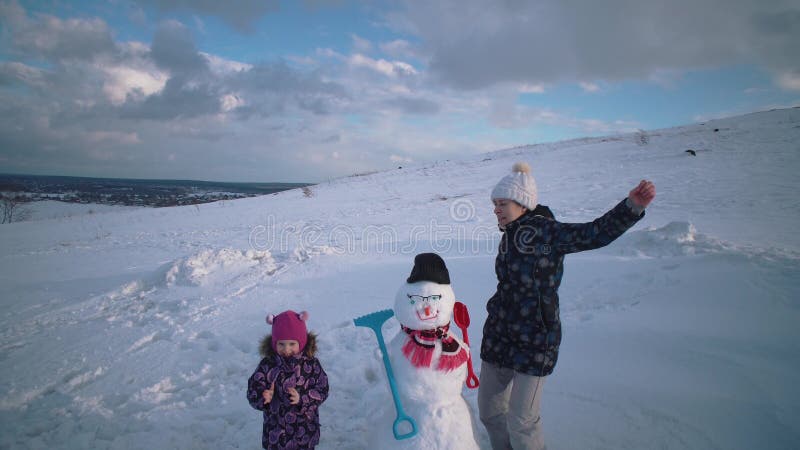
[
  {"x1": 393, "y1": 415, "x2": 418, "y2": 440},
  {"x1": 374, "y1": 326, "x2": 418, "y2": 440},
  {"x1": 458, "y1": 319, "x2": 480, "y2": 389},
  {"x1": 465, "y1": 358, "x2": 480, "y2": 389},
  {"x1": 355, "y1": 311, "x2": 419, "y2": 441}
]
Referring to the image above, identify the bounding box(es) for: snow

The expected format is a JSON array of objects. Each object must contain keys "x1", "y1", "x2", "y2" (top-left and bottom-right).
[
  {"x1": 1, "y1": 108, "x2": 799, "y2": 449},
  {"x1": 10, "y1": 200, "x2": 143, "y2": 222}
]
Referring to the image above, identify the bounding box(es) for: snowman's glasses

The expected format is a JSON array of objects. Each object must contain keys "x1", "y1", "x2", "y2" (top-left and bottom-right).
[{"x1": 407, "y1": 294, "x2": 441, "y2": 304}]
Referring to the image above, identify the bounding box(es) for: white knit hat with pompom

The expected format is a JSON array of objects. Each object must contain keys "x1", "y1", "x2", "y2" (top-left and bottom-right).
[{"x1": 490, "y1": 162, "x2": 538, "y2": 209}]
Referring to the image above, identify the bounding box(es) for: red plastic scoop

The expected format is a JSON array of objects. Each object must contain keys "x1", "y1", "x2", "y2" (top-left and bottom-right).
[{"x1": 453, "y1": 301, "x2": 480, "y2": 389}]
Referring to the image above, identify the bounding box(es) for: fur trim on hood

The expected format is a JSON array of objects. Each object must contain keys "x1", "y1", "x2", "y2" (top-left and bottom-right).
[{"x1": 259, "y1": 333, "x2": 318, "y2": 358}]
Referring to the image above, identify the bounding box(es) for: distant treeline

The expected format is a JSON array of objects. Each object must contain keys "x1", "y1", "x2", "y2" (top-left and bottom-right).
[{"x1": 0, "y1": 174, "x2": 311, "y2": 207}]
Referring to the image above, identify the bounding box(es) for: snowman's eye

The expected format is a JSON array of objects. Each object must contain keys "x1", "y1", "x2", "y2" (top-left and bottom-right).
[{"x1": 406, "y1": 294, "x2": 441, "y2": 303}]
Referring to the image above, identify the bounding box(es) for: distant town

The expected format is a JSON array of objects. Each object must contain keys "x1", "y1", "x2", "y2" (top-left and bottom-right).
[{"x1": 0, "y1": 174, "x2": 311, "y2": 208}]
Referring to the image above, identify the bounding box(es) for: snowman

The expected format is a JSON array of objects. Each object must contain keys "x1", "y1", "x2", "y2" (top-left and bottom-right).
[{"x1": 367, "y1": 253, "x2": 480, "y2": 449}]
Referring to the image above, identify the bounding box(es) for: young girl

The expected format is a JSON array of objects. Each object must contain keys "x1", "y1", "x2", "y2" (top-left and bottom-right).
[
  {"x1": 247, "y1": 310, "x2": 329, "y2": 449},
  {"x1": 478, "y1": 162, "x2": 655, "y2": 450}
]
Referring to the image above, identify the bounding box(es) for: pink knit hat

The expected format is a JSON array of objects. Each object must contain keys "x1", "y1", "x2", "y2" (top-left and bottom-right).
[{"x1": 267, "y1": 310, "x2": 309, "y2": 352}]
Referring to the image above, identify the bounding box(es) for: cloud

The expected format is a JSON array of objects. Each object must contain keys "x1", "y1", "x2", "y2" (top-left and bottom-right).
[
  {"x1": 775, "y1": 71, "x2": 800, "y2": 91},
  {"x1": 96, "y1": 43, "x2": 169, "y2": 105},
  {"x1": 0, "y1": 62, "x2": 47, "y2": 88},
  {"x1": 220, "y1": 94, "x2": 244, "y2": 112},
  {"x1": 579, "y1": 82, "x2": 601, "y2": 93},
  {"x1": 201, "y1": 53, "x2": 253, "y2": 75},
  {"x1": 150, "y1": 20, "x2": 209, "y2": 75},
  {"x1": 136, "y1": 0, "x2": 280, "y2": 33},
  {"x1": 0, "y1": 0, "x2": 672, "y2": 182},
  {"x1": 743, "y1": 87, "x2": 768, "y2": 95},
  {"x1": 390, "y1": 0, "x2": 800, "y2": 91},
  {"x1": 481, "y1": 84, "x2": 641, "y2": 133},
  {"x1": 100, "y1": 64, "x2": 169, "y2": 106},
  {"x1": 86, "y1": 130, "x2": 141, "y2": 145},
  {"x1": 120, "y1": 77, "x2": 222, "y2": 120},
  {"x1": 518, "y1": 83, "x2": 546, "y2": 94},
  {"x1": 348, "y1": 54, "x2": 418, "y2": 78},
  {"x1": 351, "y1": 34, "x2": 373, "y2": 52},
  {"x1": 0, "y1": 2, "x2": 353, "y2": 181},
  {"x1": 0, "y1": 0, "x2": 116, "y2": 61},
  {"x1": 382, "y1": 96, "x2": 440, "y2": 115},
  {"x1": 379, "y1": 39, "x2": 416, "y2": 59},
  {"x1": 227, "y1": 62, "x2": 348, "y2": 118}
]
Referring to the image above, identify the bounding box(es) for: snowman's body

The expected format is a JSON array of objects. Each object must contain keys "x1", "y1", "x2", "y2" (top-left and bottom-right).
[{"x1": 367, "y1": 273, "x2": 480, "y2": 450}]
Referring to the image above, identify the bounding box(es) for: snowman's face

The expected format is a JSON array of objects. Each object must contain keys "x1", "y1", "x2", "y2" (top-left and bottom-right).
[{"x1": 393, "y1": 281, "x2": 456, "y2": 330}]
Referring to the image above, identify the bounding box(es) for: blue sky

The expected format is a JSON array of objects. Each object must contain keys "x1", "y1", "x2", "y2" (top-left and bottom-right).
[{"x1": 1, "y1": 0, "x2": 798, "y2": 182}]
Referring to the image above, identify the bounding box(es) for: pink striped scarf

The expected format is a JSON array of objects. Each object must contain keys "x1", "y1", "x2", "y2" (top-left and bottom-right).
[{"x1": 400, "y1": 324, "x2": 468, "y2": 372}]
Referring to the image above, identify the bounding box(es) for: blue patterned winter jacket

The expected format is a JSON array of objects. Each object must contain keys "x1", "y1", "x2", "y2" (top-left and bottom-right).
[{"x1": 480, "y1": 198, "x2": 644, "y2": 376}]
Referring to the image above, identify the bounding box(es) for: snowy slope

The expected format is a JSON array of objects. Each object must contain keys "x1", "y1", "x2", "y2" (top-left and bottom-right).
[
  {"x1": 1, "y1": 108, "x2": 799, "y2": 449},
  {"x1": 10, "y1": 201, "x2": 144, "y2": 223}
]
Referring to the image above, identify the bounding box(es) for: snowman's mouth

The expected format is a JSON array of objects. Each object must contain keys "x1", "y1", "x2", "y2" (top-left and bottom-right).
[{"x1": 416, "y1": 308, "x2": 438, "y2": 321}]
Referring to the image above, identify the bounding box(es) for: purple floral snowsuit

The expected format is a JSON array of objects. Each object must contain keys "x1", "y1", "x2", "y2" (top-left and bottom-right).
[{"x1": 247, "y1": 353, "x2": 329, "y2": 449}]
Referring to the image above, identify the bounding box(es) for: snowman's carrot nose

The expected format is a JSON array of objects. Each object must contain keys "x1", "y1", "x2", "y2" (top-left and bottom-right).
[{"x1": 424, "y1": 306, "x2": 431, "y2": 316}]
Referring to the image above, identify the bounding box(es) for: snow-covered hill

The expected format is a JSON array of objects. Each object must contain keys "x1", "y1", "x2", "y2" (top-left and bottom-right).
[
  {"x1": 8, "y1": 201, "x2": 144, "y2": 223},
  {"x1": 1, "y1": 108, "x2": 799, "y2": 449}
]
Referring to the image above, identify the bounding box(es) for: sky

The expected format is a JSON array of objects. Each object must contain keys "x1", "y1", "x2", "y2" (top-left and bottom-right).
[{"x1": 1, "y1": 0, "x2": 798, "y2": 183}]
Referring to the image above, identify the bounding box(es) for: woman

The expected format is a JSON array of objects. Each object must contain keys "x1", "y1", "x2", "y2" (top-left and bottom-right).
[{"x1": 478, "y1": 162, "x2": 655, "y2": 450}]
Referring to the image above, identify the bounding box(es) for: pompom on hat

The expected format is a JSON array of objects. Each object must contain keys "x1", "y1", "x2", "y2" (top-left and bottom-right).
[
  {"x1": 491, "y1": 162, "x2": 538, "y2": 210},
  {"x1": 266, "y1": 310, "x2": 309, "y2": 352}
]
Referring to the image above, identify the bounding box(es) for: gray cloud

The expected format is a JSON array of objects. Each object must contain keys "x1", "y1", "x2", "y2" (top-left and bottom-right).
[
  {"x1": 749, "y1": 10, "x2": 800, "y2": 73},
  {"x1": 135, "y1": 0, "x2": 352, "y2": 32},
  {"x1": 231, "y1": 63, "x2": 342, "y2": 94},
  {"x1": 383, "y1": 96, "x2": 440, "y2": 115},
  {"x1": 0, "y1": 3, "x2": 355, "y2": 180},
  {"x1": 150, "y1": 21, "x2": 209, "y2": 75},
  {"x1": 1, "y1": 1, "x2": 704, "y2": 183},
  {"x1": 0, "y1": 97, "x2": 94, "y2": 175},
  {"x1": 107, "y1": 21, "x2": 222, "y2": 120},
  {"x1": 228, "y1": 63, "x2": 349, "y2": 118},
  {"x1": 0, "y1": 62, "x2": 46, "y2": 87},
  {"x1": 120, "y1": 78, "x2": 222, "y2": 120},
  {"x1": 136, "y1": 0, "x2": 280, "y2": 32},
  {"x1": 0, "y1": 0, "x2": 116, "y2": 61},
  {"x1": 392, "y1": 0, "x2": 800, "y2": 89}
]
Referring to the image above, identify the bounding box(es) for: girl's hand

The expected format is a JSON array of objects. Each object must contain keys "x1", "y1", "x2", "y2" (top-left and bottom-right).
[
  {"x1": 262, "y1": 381, "x2": 275, "y2": 405},
  {"x1": 287, "y1": 387, "x2": 300, "y2": 405},
  {"x1": 628, "y1": 180, "x2": 656, "y2": 209}
]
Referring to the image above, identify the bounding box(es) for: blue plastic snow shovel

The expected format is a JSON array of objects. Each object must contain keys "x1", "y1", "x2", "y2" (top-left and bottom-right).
[{"x1": 354, "y1": 309, "x2": 418, "y2": 440}]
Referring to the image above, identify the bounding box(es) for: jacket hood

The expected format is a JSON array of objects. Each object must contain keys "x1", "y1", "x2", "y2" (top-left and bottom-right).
[
  {"x1": 259, "y1": 332, "x2": 318, "y2": 358},
  {"x1": 502, "y1": 204, "x2": 555, "y2": 232}
]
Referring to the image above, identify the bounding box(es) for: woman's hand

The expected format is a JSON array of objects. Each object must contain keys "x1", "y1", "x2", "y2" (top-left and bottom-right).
[{"x1": 628, "y1": 180, "x2": 656, "y2": 209}]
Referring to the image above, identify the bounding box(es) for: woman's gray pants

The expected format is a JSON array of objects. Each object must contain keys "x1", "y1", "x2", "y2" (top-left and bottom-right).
[{"x1": 478, "y1": 361, "x2": 546, "y2": 450}]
